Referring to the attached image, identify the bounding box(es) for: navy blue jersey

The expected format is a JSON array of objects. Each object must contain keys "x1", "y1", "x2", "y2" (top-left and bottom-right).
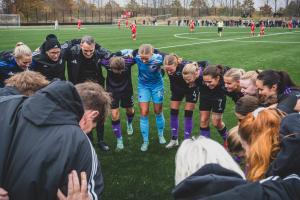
[
  {"x1": 198, "y1": 78, "x2": 227, "y2": 99},
  {"x1": 100, "y1": 56, "x2": 135, "y2": 95},
  {"x1": 168, "y1": 60, "x2": 208, "y2": 93},
  {"x1": 0, "y1": 51, "x2": 28, "y2": 87},
  {"x1": 225, "y1": 90, "x2": 244, "y2": 103}
]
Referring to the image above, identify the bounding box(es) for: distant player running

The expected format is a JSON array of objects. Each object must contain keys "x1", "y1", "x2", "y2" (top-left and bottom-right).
[
  {"x1": 260, "y1": 21, "x2": 265, "y2": 38},
  {"x1": 250, "y1": 21, "x2": 255, "y2": 37},
  {"x1": 217, "y1": 20, "x2": 224, "y2": 37},
  {"x1": 77, "y1": 19, "x2": 81, "y2": 30},
  {"x1": 130, "y1": 23, "x2": 137, "y2": 41},
  {"x1": 189, "y1": 19, "x2": 195, "y2": 32}
]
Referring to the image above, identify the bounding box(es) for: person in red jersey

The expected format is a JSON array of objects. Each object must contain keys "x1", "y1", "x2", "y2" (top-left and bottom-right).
[
  {"x1": 77, "y1": 19, "x2": 81, "y2": 30},
  {"x1": 259, "y1": 21, "x2": 265, "y2": 38},
  {"x1": 125, "y1": 19, "x2": 129, "y2": 28},
  {"x1": 288, "y1": 20, "x2": 293, "y2": 31},
  {"x1": 250, "y1": 21, "x2": 255, "y2": 37},
  {"x1": 130, "y1": 23, "x2": 137, "y2": 41},
  {"x1": 117, "y1": 19, "x2": 121, "y2": 29},
  {"x1": 189, "y1": 19, "x2": 195, "y2": 32}
]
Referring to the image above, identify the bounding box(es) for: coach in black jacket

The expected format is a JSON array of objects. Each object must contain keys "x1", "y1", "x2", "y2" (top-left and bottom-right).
[
  {"x1": 62, "y1": 35, "x2": 112, "y2": 151},
  {"x1": 0, "y1": 81, "x2": 104, "y2": 200},
  {"x1": 32, "y1": 34, "x2": 66, "y2": 81}
]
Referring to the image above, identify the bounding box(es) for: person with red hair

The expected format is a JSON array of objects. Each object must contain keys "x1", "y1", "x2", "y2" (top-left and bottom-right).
[{"x1": 238, "y1": 108, "x2": 286, "y2": 181}]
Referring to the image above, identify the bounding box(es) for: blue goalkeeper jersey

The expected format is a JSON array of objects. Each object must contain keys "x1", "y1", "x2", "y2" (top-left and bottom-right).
[{"x1": 119, "y1": 49, "x2": 164, "y2": 88}]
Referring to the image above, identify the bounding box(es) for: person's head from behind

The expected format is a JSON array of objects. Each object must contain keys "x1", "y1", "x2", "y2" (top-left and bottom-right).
[
  {"x1": 75, "y1": 82, "x2": 111, "y2": 134},
  {"x1": 44, "y1": 35, "x2": 61, "y2": 62},
  {"x1": 240, "y1": 70, "x2": 260, "y2": 96},
  {"x1": 14, "y1": 42, "x2": 32, "y2": 70},
  {"x1": 5, "y1": 71, "x2": 50, "y2": 96},
  {"x1": 175, "y1": 136, "x2": 245, "y2": 185},
  {"x1": 80, "y1": 35, "x2": 95, "y2": 59},
  {"x1": 224, "y1": 68, "x2": 245, "y2": 93},
  {"x1": 227, "y1": 126, "x2": 245, "y2": 158},
  {"x1": 138, "y1": 44, "x2": 154, "y2": 63},
  {"x1": 238, "y1": 108, "x2": 285, "y2": 181},
  {"x1": 235, "y1": 95, "x2": 259, "y2": 121},
  {"x1": 182, "y1": 62, "x2": 200, "y2": 87},
  {"x1": 256, "y1": 70, "x2": 297, "y2": 104},
  {"x1": 110, "y1": 57, "x2": 125, "y2": 74},
  {"x1": 163, "y1": 54, "x2": 181, "y2": 75},
  {"x1": 202, "y1": 65, "x2": 224, "y2": 90}
]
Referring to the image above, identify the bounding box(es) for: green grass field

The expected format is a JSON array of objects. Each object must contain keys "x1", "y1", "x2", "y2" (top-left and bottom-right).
[{"x1": 1, "y1": 25, "x2": 300, "y2": 200}]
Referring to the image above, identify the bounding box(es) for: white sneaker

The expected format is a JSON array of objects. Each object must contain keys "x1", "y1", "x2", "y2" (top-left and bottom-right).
[
  {"x1": 140, "y1": 142, "x2": 149, "y2": 152},
  {"x1": 127, "y1": 122, "x2": 133, "y2": 135},
  {"x1": 159, "y1": 136, "x2": 166, "y2": 144},
  {"x1": 166, "y1": 139, "x2": 179, "y2": 149},
  {"x1": 116, "y1": 138, "x2": 124, "y2": 151}
]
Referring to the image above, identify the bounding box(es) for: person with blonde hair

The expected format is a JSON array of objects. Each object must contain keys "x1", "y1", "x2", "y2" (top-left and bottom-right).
[
  {"x1": 239, "y1": 108, "x2": 286, "y2": 181},
  {"x1": 119, "y1": 44, "x2": 165, "y2": 151},
  {"x1": 164, "y1": 54, "x2": 208, "y2": 148},
  {"x1": 0, "y1": 42, "x2": 32, "y2": 87},
  {"x1": 172, "y1": 136, "x2": 246, "y2": 199},
  {"x1": 223, "y1": 68, "x2": 245, "y2": 103},
  {"x1": 240, "y1": 70, "x2": 260, "y2": 96},
  {"x1": 175, "y1": 136, "x2": 245, "y2": 185}
]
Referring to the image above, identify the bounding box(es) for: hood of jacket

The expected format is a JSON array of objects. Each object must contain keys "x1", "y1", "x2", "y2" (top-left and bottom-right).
[{"x1": 22, "y1": 80, "x2": 84, "y2": 126}]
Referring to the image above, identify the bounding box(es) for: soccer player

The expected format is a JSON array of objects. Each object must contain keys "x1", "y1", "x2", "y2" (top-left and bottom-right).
[
  {"x1": 54, "y1": 19, "x2": 58, "y2": 30},
  {"x1": 125, "y1": 18, "x2": 129, "y2": 28},
  {"x1": 288, "y1": 19, "x2": 293, "y2": 31},
  {"x1": 130, "y1": 22, "x2": 137, "y2": 40},
  {"x1": 77, "y1": 18, "x2": 81, "y2": 30},
  {"x1": 62, "y1": 35, "x2": 112, "y2": 151},
  {"x1": 260, "y1": 21, "x2": 265, "y2": 38},
  {"x1": 250, "y1": 20, "x2": 255, "y2": 37},
  {"x1": 120, "y1": 44, "x2": 165, "y2": 151},
  {"x1": 117, "y1": 19, "x2": 121, "y2": 29},
  {"x1": 183, "y1": 65, "x2": 228, "y2": 146},
  {"x1": 217, "y1": 20, "x2": 224, "y2": 37},
  {"x1": 0, "y1": 42, "x2": 32, "y2": 87},
  {"x1": 100, "y1": 54, "x2": 136, "y2": 151},
  {"x1": 223, "y1": 68, "x2": 245, "y2": 103},
  {"x1": 163, "y1": 55, "x2": 208, "y2": 148},
  {"x1": 189, "y1": 19, "x2": 195, "y2": 32}
]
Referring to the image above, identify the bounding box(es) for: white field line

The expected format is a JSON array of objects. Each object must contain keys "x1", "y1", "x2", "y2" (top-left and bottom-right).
[
  {"x1": 232, "y1": 40, "x2": 300, "y2": 44},
  {"x1": 158, "y1": 31, "x2": 297, "y2": 49}
]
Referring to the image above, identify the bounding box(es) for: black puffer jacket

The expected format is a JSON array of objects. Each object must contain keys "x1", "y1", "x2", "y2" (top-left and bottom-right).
[{"x1": 0, "y1": 81, "x2": 103, "y2": 200}]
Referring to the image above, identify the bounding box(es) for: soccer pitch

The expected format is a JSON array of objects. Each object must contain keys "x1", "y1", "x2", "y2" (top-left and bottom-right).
[{"x1": 1, "y1": 25, "x2": 300, "y2": 200}]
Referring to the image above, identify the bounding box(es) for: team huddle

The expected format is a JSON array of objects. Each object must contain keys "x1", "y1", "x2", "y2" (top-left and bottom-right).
[{"x1": 0, "y1": 34, "x2": 300, "y2": 199}]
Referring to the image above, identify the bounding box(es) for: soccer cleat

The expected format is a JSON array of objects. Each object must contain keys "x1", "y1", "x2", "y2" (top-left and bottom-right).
[
  {"x1": 140, "y1": 142, "x2": 149, "y2": 152},
  {"x1": 127, "y1": 122, "x2": 133, "y2": 135},
  {"x1": 116, "y1": 138, "x2": 124, "y2": 151},
  {"x1": 159, "y1": 136, "x2": 166, "y2": 144},
  {"x1": 166, "y1": 139, "x2": 179, "y2": 149},
  {"x1": 98, "y1": 141, "x2": 110, "y2": 151}
]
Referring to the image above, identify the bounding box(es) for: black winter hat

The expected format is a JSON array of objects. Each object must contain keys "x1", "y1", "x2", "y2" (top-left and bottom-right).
[
  {"x1": 44, "y1": 38, "x2": 61, "y2": 51},
  {"x1": 280, "y1": 112, "x2": 300, "y2": 136}
]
